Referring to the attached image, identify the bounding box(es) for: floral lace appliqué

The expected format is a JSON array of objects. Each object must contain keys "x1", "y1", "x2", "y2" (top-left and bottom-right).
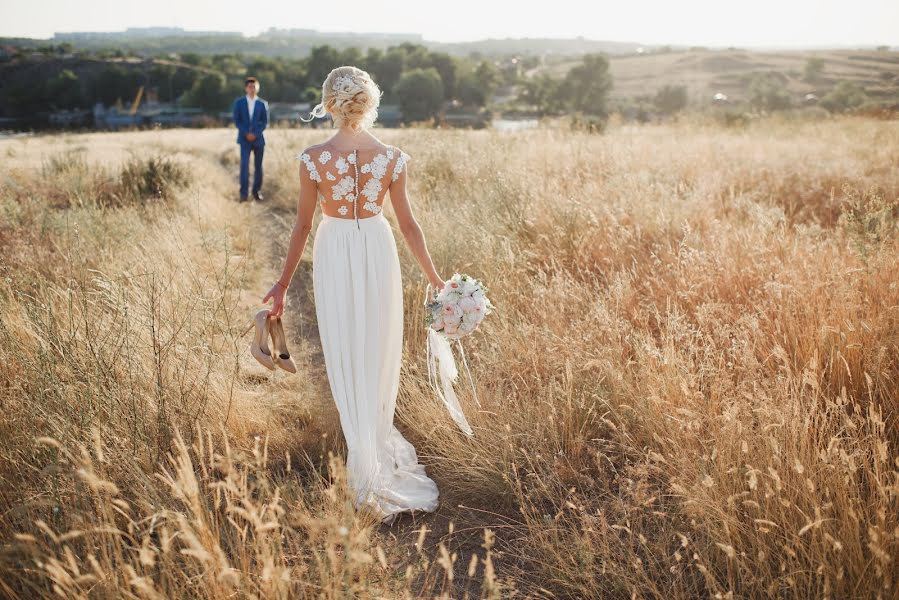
[
  {"x1": 391, "y1": 151, "x2": 410, "y2": 182},
  {"x1": 361, "y1": 178, "x2": 382, "y2": 202},
  {"x1": 332, "y1": 176, "x2": 354, "y2": 201},
  {"x1": 318, "y1": 151, "x2": 332, "y2": 165},
  {"x1": 298, "y1": 152, "x2": 321, "y2": 182},
  {"x1": 326, "y1": 172, "x2": 336, "y2": 181}
]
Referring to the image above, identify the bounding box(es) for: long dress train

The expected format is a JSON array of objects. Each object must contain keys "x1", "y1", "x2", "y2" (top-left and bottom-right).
[{"x1": 312, "y1": 212, "x2": 439, "y2": 523}]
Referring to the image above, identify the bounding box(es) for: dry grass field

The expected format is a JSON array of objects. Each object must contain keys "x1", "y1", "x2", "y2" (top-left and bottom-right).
[{"x1": 0, "y1": 116, "x2": 897, "y2": 598}]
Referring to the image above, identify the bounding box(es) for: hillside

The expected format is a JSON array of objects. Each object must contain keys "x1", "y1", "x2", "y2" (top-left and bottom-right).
[
  {"x1": 542, "y1": 48, "x2": 899, "y2": 103},
  {"x1": 3, "y1": 29, "x2": 644, "y2": 59}
]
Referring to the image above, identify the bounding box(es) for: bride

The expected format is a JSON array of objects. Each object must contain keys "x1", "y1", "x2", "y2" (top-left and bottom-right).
[{"x1": 262, "y1": 66, "x2": 446, "y2": 524}]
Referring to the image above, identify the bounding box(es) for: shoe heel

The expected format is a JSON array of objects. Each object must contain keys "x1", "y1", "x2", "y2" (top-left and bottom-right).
[
  {"x1": 269, "y1": 317, "x2": 297, "y2": 374},
  {"x1": 248, "y1": 309, "x2": 275, "y2": 370}
]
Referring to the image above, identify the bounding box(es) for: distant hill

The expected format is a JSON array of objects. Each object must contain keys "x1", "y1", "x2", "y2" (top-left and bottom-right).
[
  {"x1": 430, "y1": 37, "x2": 643, "y2": 57},
  {"x1": 3, "y1": 28, "x2": 644, "y2": 58},
  {"x1": 540, "y1": 48, "x2": 899, "y2": 104}
]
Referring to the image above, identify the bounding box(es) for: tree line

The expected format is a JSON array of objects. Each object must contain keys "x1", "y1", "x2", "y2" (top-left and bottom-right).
[
  {"x1": 0, "y1": 43, "x2": 510, "y2": 121},
  {"x1": 0, "y1": 42, "x2": 614, "y2": 124}
]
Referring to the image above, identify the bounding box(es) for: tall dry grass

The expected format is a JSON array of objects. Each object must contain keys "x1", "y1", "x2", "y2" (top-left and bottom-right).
[{"x1": 1, "y1": 118, "x2": 897, "y2": 598}]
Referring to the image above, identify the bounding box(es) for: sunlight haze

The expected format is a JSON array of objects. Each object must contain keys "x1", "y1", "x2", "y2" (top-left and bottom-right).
[{"x1": 2, "y1": 0, "x2": 897, "y2": 47}]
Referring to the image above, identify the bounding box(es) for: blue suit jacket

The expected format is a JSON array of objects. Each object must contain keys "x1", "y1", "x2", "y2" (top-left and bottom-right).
[{"x1": 232, "y1": 96, "x2": 268, "y2": 145}]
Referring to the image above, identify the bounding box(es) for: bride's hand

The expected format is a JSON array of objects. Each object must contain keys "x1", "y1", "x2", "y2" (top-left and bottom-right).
[
  {"x1": 262, "y1": 281, "x2": 287, "y2": 317},
  {"x1": 429, "y1": 276, "x2": 445, "y2": 292}
]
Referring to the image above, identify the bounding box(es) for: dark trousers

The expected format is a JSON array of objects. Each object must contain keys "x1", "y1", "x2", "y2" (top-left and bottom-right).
[{"x1": 239, "y1": 141, "x2": 264, "y2": 198}]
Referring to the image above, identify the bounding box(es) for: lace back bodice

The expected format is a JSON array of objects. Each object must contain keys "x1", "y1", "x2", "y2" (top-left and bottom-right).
[{"x1": 298, "y1": 144, "x2": 410, "y2": 225}]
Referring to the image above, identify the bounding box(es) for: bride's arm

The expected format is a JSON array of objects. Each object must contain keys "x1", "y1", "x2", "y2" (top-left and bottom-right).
[
  {"x1": 389, "y1": 161, "x2": 444, "y2": 290},
  {"x1": 262, "y1": 161, "x2": 318, "y2": 317}
]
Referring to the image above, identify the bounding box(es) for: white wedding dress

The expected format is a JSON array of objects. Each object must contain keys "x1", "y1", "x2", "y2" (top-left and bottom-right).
[{"x1": 299, "y1": 144, "x2": 439, "y2": 523}]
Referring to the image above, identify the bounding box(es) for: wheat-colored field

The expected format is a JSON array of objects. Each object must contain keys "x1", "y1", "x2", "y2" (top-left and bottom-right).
[
  {"x1": 545, "y1": 48, "x2": 899, "y2": 102},
  {"x1": 0, "y1": 117, "x2": 897, "y2": 599}
]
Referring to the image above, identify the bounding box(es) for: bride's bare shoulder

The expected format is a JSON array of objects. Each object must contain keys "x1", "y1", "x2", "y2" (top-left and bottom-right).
[{"x1": 298, "y1": 141, "x2": 331, "y2": 159}]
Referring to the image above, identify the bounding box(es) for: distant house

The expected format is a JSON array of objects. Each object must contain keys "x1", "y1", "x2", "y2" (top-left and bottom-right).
[
  {"x1": 144, "y1": 106, "x2": 204, "y2": 126},
  {"x1": 377, "y1": 104, "x2": 404, "y2": 128},
  {"x1": 94, "y1": 101, "x2": 205, "y2": 129},
  {"x1": 442, "y1": 105, "x2": 490, "y2": 129},
  {"x1": 268, "y1": 102, "x2": 312, "y2": 125},
  {"x1": 48, "y1": 109, "x2": 91, "y2": 126}
]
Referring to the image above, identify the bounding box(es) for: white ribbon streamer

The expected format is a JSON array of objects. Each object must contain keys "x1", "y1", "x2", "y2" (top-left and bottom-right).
[{"x1": 424, "y1": 284, "x2": 475, "y2": 437}]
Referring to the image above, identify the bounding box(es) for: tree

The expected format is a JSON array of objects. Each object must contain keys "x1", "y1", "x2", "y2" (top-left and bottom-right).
[
  {"x1": 561, "y1": 53, "x2": 613, "y2": 117},
  {"x1": 302, "y1": 85, "x2": 321, "y2": 104},
  {"x1": 474, "y1": 60, "x2": 501, "y2": 98},
  {"x1": 91, "y1": 65, "x2": 142, "y2": 106},
  {"x1": 362, "y1": 47, "x2": 383, "y2": 74},
  {"x1": 370, "y1": 47, "x2": 406, "y2": 100},
  {"x1": 820, "y1": 81, "x2": 867, "y2": 113},
  {"x1": 748, "y1": 72, "x2": 792, "y2": 111},
  {"x1": 339, "y1": 47, "x2": 363, "y2": 67},
  {"x1": 394, "y1": 68, "x2": 444, "y2": 122},
  {"x1": 186, "y1": 73, "x2": 227, "y2": 111},
  {"x1": 456, "y1": 72, "x2": 486, "y2": 107},
  {"x1": 427, "y1": 52, "x2": 457, "y2": 99},
  {"x1": 654, "y1": 84, "x2": 688, "y2": 114},
  {"x1": 46, "y1": 69, "x2": 83, "y2": 109},
  {"x1": 518, "y1": 73, "x2": 561, "y2": 114},
  {"x1": 306, "y1": 45, "x2": 341, "y2": 86},
  {"x1": 803, "y1": 58, "x2": 825, "y2": 83},
  {"x1": 400, "y1": 43, "x2": 431, "y2": 70}
]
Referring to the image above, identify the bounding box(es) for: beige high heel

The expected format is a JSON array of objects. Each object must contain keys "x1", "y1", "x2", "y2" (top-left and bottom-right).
[
  {"x1": 242, "y1": 309, "x2": 275, "y2": 370},
  {"x1": 268, "y1": 317, "x2": 297, "y2": 374}
]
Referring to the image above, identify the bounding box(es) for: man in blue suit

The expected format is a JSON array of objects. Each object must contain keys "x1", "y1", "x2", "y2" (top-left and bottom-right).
[{"x1": 232, "y1": 76, "x2": 269, "y2": 201}]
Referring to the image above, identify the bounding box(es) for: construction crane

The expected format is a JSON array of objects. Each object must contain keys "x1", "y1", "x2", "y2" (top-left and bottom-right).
[{"x1": 129, "y1": 85, "x2": 144, "y2": 116}]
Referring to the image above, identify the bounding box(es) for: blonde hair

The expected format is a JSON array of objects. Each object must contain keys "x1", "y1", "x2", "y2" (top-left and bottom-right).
[{"x1": 304, "y1": 66, "x2": 381, "y2": 131}]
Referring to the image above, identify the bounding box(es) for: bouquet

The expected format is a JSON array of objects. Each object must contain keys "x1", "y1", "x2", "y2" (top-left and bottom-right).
[
  {"x1": 425, "y1": 273, "x2": 494, "y2": 339},
  {"x1": 424, "y1": 274, "x2": 494, "y2": 437}
]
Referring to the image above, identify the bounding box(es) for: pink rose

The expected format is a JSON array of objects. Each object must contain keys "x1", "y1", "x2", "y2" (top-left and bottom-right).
[
  {"x1": 442, "y1": 304, "x2": 455, "y2": 316},
  {"x1": 444, "y1": 322, "x2": 459, "y2": 335},
  {"x1": 444, "y1": 313, "x2": 461, "y2": 326},
  {"x1": 431, "y1": 316, "x2": 444, "y2": 330},
  {"x1": 449, "y1": 281, "x2": 460, "y2": 289}
]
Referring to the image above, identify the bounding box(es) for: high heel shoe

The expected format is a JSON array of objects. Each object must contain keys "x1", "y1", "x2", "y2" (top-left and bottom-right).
[
  {"x1": 268, "y1": 317, "x2": 297, "y2": 374},
  {"x1": 242, "y1": 309, "x2": 275, "y2": 370}
]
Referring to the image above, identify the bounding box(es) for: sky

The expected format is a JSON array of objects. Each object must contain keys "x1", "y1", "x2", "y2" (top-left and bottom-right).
[{"x1": 1, "y1": 0, "x2": 898, "y2": 47}]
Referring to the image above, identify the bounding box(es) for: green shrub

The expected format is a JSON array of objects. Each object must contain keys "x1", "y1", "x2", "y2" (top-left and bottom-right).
[
  {"x1": 654, "y1": 85, "x2": 688, "y2": 115},
  {"x1": 820, "y1": 81, "x2": 868, "y2": 113},
  {"x1": 119, "y1": 155, "x2": 189, "y2": 204},
  {"x1": 748, "y1": 72, "x2": 792, "y2": 111},
  {"x1": 25, "y1": 152, "x2": 189, "y2": 209}
]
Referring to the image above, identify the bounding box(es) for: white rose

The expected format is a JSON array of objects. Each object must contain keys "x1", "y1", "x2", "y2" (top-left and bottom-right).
[{"x1": 458, "y1": 296, "x2": 477, "y2": 312}]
